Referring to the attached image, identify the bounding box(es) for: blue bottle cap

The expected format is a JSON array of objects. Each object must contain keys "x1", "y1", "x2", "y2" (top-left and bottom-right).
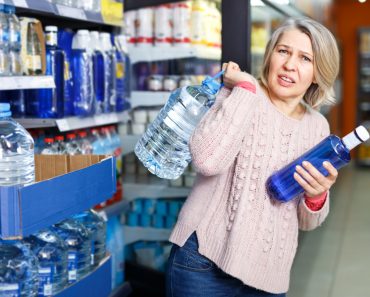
[
  {"x1": 0, "y1": 103, "x2": 12, "y2": 117},
  {"x1": 202, "y1": 70, "x2": 225, "y2": 95}
]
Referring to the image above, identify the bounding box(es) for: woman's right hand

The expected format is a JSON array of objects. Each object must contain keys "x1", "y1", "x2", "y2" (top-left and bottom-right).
[{"x1": 222, "y1": 61, "x2": 254, "y2": 89}]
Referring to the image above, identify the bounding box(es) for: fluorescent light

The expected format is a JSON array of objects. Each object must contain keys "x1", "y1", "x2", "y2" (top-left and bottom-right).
[
  {"x1": 359, "y1": 0, "x2": 366, "y2": 3},
  {"x1": 251, "y1": 0, "x2": 265, "y2": 6}
]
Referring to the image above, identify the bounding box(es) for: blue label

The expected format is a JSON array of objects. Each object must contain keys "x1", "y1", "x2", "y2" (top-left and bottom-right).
[
  {"x1": 0, "y1": 283, "x2": 20, "y2": 297},
  {"x1": 38, "y1": 266, "x2": 54, "y2": 296},
  {"x1": 67, "y1": 252, "x2": 78, "y2": 284}
]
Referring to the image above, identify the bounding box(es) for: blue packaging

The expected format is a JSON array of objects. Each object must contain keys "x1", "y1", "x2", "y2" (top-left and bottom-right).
[
  {"x1": 152, "y1": 215, "x2": 164, "y2": 229},
  {"x1": 130, "y1": 199, "x2": 143, "y2": 213},
  {"x1": 126, "y1": 213, "x2": 139, "y2": 227},
  {"x1": 168, "y1": 201, "x2": 182, "y2": 216},
  {"x1": 155, "y1": 200, "x2": 168, "y2": 216},
  {"x1": 165, "y1": 216, "x2": 177, "y2": 229},
  {"x1": 139, "y1": 214, "x2": 151, "y2": 227},
  {"x1": 142, "y1": 199, "x2": 155, "y2": 215}
]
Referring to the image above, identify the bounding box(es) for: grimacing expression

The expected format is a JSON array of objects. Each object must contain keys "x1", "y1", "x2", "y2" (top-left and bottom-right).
[{"x1": 267, "y1": 28, "x2": 315, "y2": 103}]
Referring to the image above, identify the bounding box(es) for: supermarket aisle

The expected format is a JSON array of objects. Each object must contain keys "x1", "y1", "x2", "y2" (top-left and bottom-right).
[{"x1": 288, "y1": 165, "x2": 370, "y2": 297}]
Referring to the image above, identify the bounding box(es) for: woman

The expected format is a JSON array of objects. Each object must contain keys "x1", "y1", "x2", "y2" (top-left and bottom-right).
[{"x1": 166, "y1": 18, "x2": 340, "y2": 297}]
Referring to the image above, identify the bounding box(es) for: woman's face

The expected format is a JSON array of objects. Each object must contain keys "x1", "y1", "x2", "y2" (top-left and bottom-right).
[{"x1": 267, "y1": 28, "x2": 315, "y2": 103}]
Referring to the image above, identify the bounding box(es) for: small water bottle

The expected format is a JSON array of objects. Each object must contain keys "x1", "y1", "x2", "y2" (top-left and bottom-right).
[
  {"x1": 0, "y1": 103, "x2": 34, "y2": 186},
  {"x1": 24, "y1": 229, "x2": 68, "y2": 296},
  {"x1": 41, "y1": 137, "x2": 57, "y2": 155},
  {"x1": 135, "y1": 70, "x2": 223, "y2": 179},
  {"x1": 72, "y1": 210, "x2": 107, "y2": 267},
  {"x1": 267, "y1": 126, "x2": 370, "y2": 202},
  {"x1": 5, "y1": 5, "x2": 21, "y2": 75},
  {"x1": 0, "y1": 239, "x2": 39, "y2": 297}
]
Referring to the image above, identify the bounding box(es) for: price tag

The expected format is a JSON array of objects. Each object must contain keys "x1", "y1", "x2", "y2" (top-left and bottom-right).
[
  {"x1": 56, "y1": 119, "x2": 70, "y2": 132},
  {"x1": 12, "y1": 0, "x2": 28, "y2": 8},
  {"x1": 57, "y1": 4, "x2": 87, "y2": 20}
]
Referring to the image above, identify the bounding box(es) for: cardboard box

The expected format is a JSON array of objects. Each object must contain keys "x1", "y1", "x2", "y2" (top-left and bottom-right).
[{"x1": 0, "y1": 155, "x2": 116, "y2": 239}]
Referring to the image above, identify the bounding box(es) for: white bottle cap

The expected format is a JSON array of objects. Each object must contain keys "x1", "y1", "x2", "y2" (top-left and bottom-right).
[{"x1": 342, "y1": 125, "x2": 370, "y2": 151}]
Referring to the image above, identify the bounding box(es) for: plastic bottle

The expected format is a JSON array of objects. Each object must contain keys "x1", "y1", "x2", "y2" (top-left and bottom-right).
[
  {"x1": 135, "y1": 70, "x2": 224, "y2": 179},
  {"x1": 90, "y1": 31, "x2": 105, "y2": 114},
  {"x1": 76, "y1": 130, "x2": 93, "y2": 154},
  {"x1": 114, "y1": 35, "x2": 127, "y2": 112},
  {"x1": 72, "y1": 210, "x2": 107, "y2": 267},
  {"x1": 54, "y1": 135, "x2": 66, "y2": 154},
  {"x1": 0, "y1": 4, "x2": 9, "y2": 76},
  {"x1": 65, "y1": 133, "x2": 82, "y2": 155},
  {"x1": 89, "y1": 128, "x2": 105, "y2": 155},
  {"x1": 0, "y1": 103, "x2": 34, "y2": 186},
  {"x1": 4, "y1": 5, "x2": 21, "y2": 75},
  {"x1": 25, "y1": 20, "x2": 43, "y2": 75},
  {"x1": 267, "y1": 126, "x2": 370, "y2": 202},
  {"x1": 41, "y1": 137, "x2": 57, "y2": 155},
  {"x1": 0, "y1": 239, "x2": 39, "y2": 297},
  {"x1": 71, "y1": 30, "x2": 93, "y2": 116},
  {"x1": 51, "y1": 219, "x2": 91, "y2": 284},
  {"x1": 24, "y1": 229, "x2": 68, "y2": 296},
  {"x1": 99, "y1": 32, "x2": 116, "y2": 113},
  {"x1": 37, "y1": 26, "x2": 65, "y2": 118}
]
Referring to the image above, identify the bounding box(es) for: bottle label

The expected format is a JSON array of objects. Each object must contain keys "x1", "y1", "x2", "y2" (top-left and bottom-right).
[
  {"x1": 26, "y1": 55, "x2": 42, "y2": 71},
  {"x1": 38, "y1": 266, "x2": 54, "y2": 296},
  {"x1": 67, "y1": 252, "x2": 78, "y2": 283},
  {"x1": 91, "y1": 241, "x2": 95, "y2": 266},
  {"x1": 0, "y1": 283, "x2": 20, "y2": 296},
  {"x1": 116, "y1": 62, "x2": 124, "y2": 79}
]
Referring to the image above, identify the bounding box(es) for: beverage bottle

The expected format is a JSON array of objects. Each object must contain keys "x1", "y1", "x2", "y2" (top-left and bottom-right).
[
  {"x1": 90, "y1": 31, "x2": 105, "y2": 114},
  {"x1": 267, "y1": 126, "x2": 370, "y2": 202},
  {"x1": 89, "y1": 128, "x2": 105, "y2": 155},
  {"x1": 76, "y1": 130, "x2": 93, "y2": 154},
  {"x1": 41, "y1": 137, "x2": 57, "y2": 155},
  {"x1": 65, "y1": 133, "x2": 82, "y2": 155},
  {"x1": 99, "y1": 32, "x2": 116, "y2": 112},
  {"x1": 54, "y1": 135, "x2": 66, "y2": 154},
  {"x1": 72, "y1": 210, "x2": 107, "y2": 267},
  {"x1": 0, "y1": 4, "x2": 9, "y2": 76},
  {"x1": 0, "y1": 103, "x2": 34, "y2": 185},
  {"x1": 37, "y1": 26, "x2": 65, "y2": 118},
  {"x1": 25, "y1": 20, "x2": 43, "y2": 75},
  {"x1": 135, "y1": 70, "x2": 223, "y2": 179},
  {"x1": 0, "y1": 239, "x2": 39, "y2": 297},
  {"x1": 24, "y1": 229, "x2": 68, "y2": 296},
  {"x1": 4, "y1": 5, "x2": 21, "y2": 75},
  {"x1": 114, "y1": 35, "x2": 130, "y2": 112},
  {"x1": 51, "y1": 219, "x2": 91, "y2": 284},
  {"x1": 71, "y1": 30, "x2": 93, "y2": 116}
]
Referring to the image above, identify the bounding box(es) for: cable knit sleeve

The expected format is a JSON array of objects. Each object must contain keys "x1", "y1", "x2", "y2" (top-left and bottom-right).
[
  {"x1": 189, "y1": 87, "x2": 258, "y2": 176},
  {"x1": 298, "y1": 115, "x2": 331, "y2": 231}
]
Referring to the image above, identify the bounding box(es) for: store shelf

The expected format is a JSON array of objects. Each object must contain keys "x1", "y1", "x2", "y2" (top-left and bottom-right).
[
  {"x1": 0, "y1": 76, "x2": 55, "y2": 90},
  {"x1": 109, "y1": 281, "x2": 132, "y2": 297},
  {"x1": 124, "y1": 226, "x2": 171, "y2": 245},
  {"x1": 123, "y1": 182, "x2": 190, "y2": 201},
  {"x1": 11, "y1": 0, "x2": 121, "y2": 27},
  {"x1": 122, "y1": 135, "x2": 141, "y2": 156},
  {"x1": 131, "y1": 91, "x2": 169, "y2": 108},
  {"x1": 57, "y1": 256, "x2": 112, "y2": 297},
  {"x1": 100, "y1": 199, "x2": 130, "y2": 218},
  {"x1": 129, "y1": 45, "x2": 221, "y2": 64},
  {"x1": 16, "y1": 111, "x2": 130, "y2": 131}
]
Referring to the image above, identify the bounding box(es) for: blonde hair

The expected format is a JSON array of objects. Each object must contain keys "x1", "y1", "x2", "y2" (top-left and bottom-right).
[{"x1": 260, "y1": 18, "x2": 340, "y2": 109}]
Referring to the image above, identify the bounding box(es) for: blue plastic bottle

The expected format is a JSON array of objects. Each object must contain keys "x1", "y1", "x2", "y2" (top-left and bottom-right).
[
  {"x1": 90, "y1": 31, "x2": 105, "y2": 114},
  {"x1": 115, "y1": 35, "x2": 130, "y2": 112},
  {"x1": 267, "y1": 126, "x2": 370, "y2": 202},
  {"x1": 71, "y1": 30, "x2": 93, "y2": 116},
  {"x1": 37, "y1": 26, "x2": 64, "y2": 118},
  {"x1": 135, "y1": 70, "x2": 224, "y2": 179}
]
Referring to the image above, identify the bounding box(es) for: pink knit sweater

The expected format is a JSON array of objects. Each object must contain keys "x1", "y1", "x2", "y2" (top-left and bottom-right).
[{"x1": 169, "y1": 83, "x2": 331, "y2": 294}]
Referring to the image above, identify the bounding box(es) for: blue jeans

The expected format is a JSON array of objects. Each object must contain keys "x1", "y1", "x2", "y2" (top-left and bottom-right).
[{"x1": 166, "y1": 233, "x2": 286, "y2": 297}]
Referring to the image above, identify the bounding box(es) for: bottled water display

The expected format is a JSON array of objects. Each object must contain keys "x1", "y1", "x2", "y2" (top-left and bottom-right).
[
  {"x1": 267, "y1": 126, "x2": 370, "y2": 202},
  {"x1": 73, "y1": 210, "x2": 107, "y2": 267},
  {"x1": 0, "y1": 103, "x2": 34, "y2": 186},
  {"x1": 65, "y1": 133, "x2": 82, "y2": 155},
  {"x1": 51, "y1": 219, "x2": 91, "y2": 284},
  {"x1": 0, "y1": 5, "x2": 9, "y2": 76},
  {"x1": 135, "y1": 71, "x2": 223, "y2": 179},
  {"x1": 90, "y1": 31, "x2": 105, "y2": 114},
  {"x1": 25, "y1": 229, "x2": 68, "y2": 296},
  {"x1": 5, "y1": 5, "x2": 21, "y2": 75},
  {"x1": 0, "y1": 239, "x2": 39, "y2": 297},
  {"x1": 41, "y1": 138, "x2": 57, "y2": 155}
]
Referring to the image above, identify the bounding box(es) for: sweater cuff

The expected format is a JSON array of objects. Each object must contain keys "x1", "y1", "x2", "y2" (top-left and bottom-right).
[
  {"x1": 304, "y1": 192, "x2": 328, "y2": 211},
  {"x1": 235, "y1": 81, "x2": 256, "y2": 93}
]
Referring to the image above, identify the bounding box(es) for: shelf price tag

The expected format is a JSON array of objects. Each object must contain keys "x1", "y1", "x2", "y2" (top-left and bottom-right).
[
  {"x1": 56, "y1": 4, "x2": 87, "y2": 20},
  {"x1": 12, "y1": 0, "x2": 28, "y2": 8},
  {"x1": 56, "y1": 119, "x2": 70, "y2": 132}
]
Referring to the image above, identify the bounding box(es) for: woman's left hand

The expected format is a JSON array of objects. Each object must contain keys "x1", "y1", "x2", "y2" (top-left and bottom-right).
[{"x1": 293, "y1": 161, "x2": 338, "y2": 199}]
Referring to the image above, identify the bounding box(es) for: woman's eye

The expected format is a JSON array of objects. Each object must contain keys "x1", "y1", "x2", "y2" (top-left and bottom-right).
[
  {"x1": 278, "y1": 49, "x2": 288, "y2": 54},
  {"x1": 302, "y1": 56, "x2": 312, "y2": 62}
]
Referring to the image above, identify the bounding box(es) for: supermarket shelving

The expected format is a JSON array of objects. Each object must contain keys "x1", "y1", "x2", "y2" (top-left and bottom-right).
[
  {"x1": 131, "y1": 91, "x2": 170, "y2": 108},
  {"x1": 122, "y1": 134, "x2": 141, "y2": 156},
  {"x1": 124, "y1": 226, "x2": 171, "y2": 245},
  {"x1": 0, "y1": 75, "x2": 55, "y2": 90}
]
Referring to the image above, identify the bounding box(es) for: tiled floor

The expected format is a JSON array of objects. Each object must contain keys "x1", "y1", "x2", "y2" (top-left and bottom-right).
[{"x1": 288, "y1": 165, "x2": 370, "y2": 297}]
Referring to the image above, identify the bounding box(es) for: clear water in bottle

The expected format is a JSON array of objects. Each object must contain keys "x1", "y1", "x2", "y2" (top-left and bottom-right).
[
  {"x1": 65, "y1": 133, "x2": 82, "y2": 155},
  {"x1": 41, "y1": 138, "x2": 57, "y2": 155},
  {"x1": 72, "y1": 210, "x2": 107, "y2": 267},
  {"x1": 0, "y1": 239, "x2": 39, "y2": 297},
  {"x1": 24, "y1": 229, "x2": 68, "y2": 296},
  {"x1": 135, "y1": 71, "x2": 223, "y2": 179},
  {"x1": 5, "y1": 5, "x2": 21, "y2": 75},
  {"x1": 51, "y1": 219, "x2": 91, "y2": 284},
  {"x1": 0, "y1": 103, "x2": 34, "y2": 186},
  {"x1": 0, "y1": 4, "x2": 9, "y2": 76}
]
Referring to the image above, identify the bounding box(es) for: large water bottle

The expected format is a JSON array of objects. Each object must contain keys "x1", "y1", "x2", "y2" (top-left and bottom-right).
[
  {"x1": 51, "y1": 219, "x2": 91, "y2": 284},
  {"x1": 24, "y1": 229, "x2": 68, "y2": 296},
  {"x1": 135, "y1": 71, "x2": 223, "y2": 179},
  {"x1": 267, "y1": 126, "x2": 370, "y2": 202},
  {"x1": 99, "y1": 33, "x2": 116, "y2": 113},
  {"x1": 0, "y1": 239, "x2": 39, "y2": 297},
  {"x1": 71, "y1": 30, "x2": 93, "y2": 116},
  {"x1": 90, "y1": 31, "x2": 105, "y2": 114},
  {"x1": 0, "y1": 4, "x2": 9, "y2": 76},
  {"x1": 0, "y1": 103, "x2": 34, "y2": 186},
  {"x1": 114, "y1": 35, "x2": 128, "y2": 112},
  {"x1": 37, "y1": 26, "x2": 65, "y2": 118},
  {"x1": 5, "y1": 5, "x2": 21, "y2": 75},
  {"x1": 72, "y1": 210, "x2": 107, "y2": 267}
]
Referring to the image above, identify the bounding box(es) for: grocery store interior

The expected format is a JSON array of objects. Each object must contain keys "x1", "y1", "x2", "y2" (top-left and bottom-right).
[{"x1": 0, "y1": 0, "x2": 370, "y2": 296}]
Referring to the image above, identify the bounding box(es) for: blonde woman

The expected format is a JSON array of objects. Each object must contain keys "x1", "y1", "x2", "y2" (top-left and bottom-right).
[{"x1": 166, "y1": 18, "x2": 340, "y2": 297}]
